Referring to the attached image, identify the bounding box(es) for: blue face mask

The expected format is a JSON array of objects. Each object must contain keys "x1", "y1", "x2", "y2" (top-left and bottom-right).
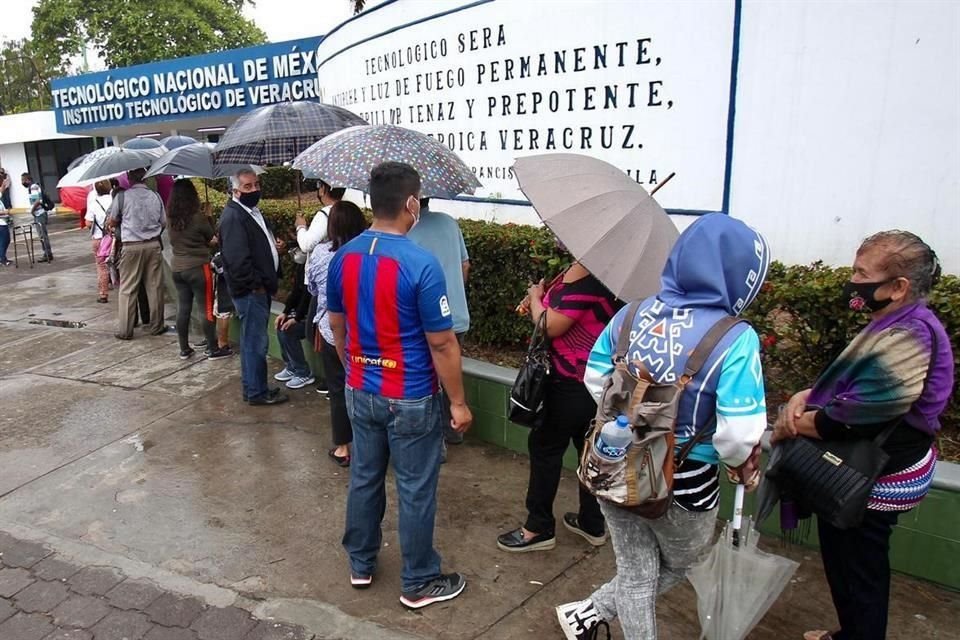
[{"x1": 238, "y1": 190, "x2": 261, "y2": 208}]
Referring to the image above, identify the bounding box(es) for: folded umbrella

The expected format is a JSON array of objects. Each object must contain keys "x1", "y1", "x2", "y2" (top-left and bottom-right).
[
  {"x1": 293, "y1": 124, "x2": 482, "y2": 198},
  {"x1": 512, "y1": 153, "x2": 678, "y2": 302},
  {"x1": 212, "y1": 100, "x2": 367, "y2": 166},
  {"x1": 687, "y1": 485, "x2": 800, "y2": 640}
]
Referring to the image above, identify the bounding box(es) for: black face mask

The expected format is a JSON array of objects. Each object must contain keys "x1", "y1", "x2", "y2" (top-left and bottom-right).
[
  {"x1": 237, "y1": 190, "x2": 261, "y2": 208},
  {"x1": 842, "y1": 279, "x2": 894, "y2": 313}
]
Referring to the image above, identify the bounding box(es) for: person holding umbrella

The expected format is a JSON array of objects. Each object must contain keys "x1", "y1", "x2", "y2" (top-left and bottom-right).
[
  {"x1": 554, "y1": 214, "x2": 769, "y2": 640},
  {"x1": 219, "y1": 168, "x2": 288, "y2": 406},
  {"x1": 772, "y1": 231, "x2": 953, "y2": 640},
  {"x1": 107, "y1": 168, "x2": 166, "y2": 339},
  {"x1": 85, "y1": 180, "x2": 113, "y2": 303}
]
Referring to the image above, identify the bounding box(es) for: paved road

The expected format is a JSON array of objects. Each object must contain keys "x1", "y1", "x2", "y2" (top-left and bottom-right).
[{"x1": 0, "y1": 225, "x2": 957, "y2": 640}]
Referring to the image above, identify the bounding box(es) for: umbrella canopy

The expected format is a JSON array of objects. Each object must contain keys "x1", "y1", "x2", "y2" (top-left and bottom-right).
[
  {"x1": 74, "y1": 148, "x2": 161, "y2": 183},
  {"x1": 293, "y1": 124, "x2": 482, "y2": 198},
  {"x1": 145, "y1": 143, "x2": 264, "y2": 180},
  {"x1": 122, "y1": 138, "x2": 165, "y2": 150},
  {"x1": 159, "y1": 135, "x2": 198, "y2": 150},
  {"x1": 212, "y1": 100, "x2": 367, "y2": 165},
  {"x1": 60, "y1": 148, "x2": 123, "y2": 185},
  {"x1": 687, "y1": 486, "x2": 799, "y2": 640},
  {"x1": 512, "y1": 153, "x2": 678, "y2": 302}
]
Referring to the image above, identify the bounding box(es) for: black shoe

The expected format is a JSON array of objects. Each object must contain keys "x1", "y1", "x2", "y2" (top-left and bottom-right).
[
  {"x1": 37, "y1": 256, "x2": 50, "y2": 263},
  {"x1": 562, "y1": 513, "x2": 607, "y2": 547},
  {"x1": 114, "y1": 333, "x2": 132, "y2": 341},
  {"x1": 179, "y1": 348, "x2": 195, "y2": 360},
  {"x1": 248, "y1": 391, "x2": 289, "y2": 406},
  {"x1": 328, "y1": 448, "x2": 350, "y2": 468},
  {"x1": 556, "y1": 599, "x2": 610, "y2": 640},
  {"x1": 205, "y1": 346, "x2": 233, "y2": 360},
  {"x1": 150, "y1": 326, "x2": 172, "y2": 336},
  {"x1": 192, "y1": 339, "x2": 208, "y2": 349},
  {"x1": 315, "y1": 381, "x2": 329, "y2": 395},
  {"x1": 496, "y1": 527, "x2": 556, "y2": 553},
  {"x1": 400, "y1": 573, "x2": 466, "y2": 610}
]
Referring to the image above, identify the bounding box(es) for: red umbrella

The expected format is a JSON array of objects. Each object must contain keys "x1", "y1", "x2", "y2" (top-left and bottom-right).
[{"x1": 59, "y1": 185, "x2": 91, "y2": 213}]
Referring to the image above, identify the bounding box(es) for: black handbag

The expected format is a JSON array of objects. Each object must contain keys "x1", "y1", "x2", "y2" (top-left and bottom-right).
[
  {"x1": 765, "y1": 420, "x2": 898, "y2": 530},
  {"x1": 508, "y1": 312, "x2": 551, "y2": 429}
]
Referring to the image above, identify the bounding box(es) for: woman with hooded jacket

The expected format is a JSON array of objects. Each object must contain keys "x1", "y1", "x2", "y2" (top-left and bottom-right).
[{"x1": 555, "y1": 213, "x2": 770, "y2": 640}]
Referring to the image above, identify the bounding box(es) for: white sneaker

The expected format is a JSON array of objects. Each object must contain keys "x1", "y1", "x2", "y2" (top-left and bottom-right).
[
  {"x1": 285, "y1": 375, "x2": 316, "y2": 389},
  {"x1": 556, "y1": 599, "x2": 607, "y2": 640},
  {"x1": 273, "y1": 368, "x2": 294, "y2": 381}
]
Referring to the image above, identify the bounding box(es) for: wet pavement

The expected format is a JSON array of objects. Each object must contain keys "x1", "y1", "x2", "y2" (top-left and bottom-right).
[{"x1": 0, "y1": 222, "x2": 958, "y2": 639}]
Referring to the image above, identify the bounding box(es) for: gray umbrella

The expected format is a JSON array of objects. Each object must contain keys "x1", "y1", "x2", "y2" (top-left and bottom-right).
[
  {"x1": 122, "y1": 138, "x2": 165, "y2": 151},
  {"x1": 512, "y1": 153, "x2": 679, "y2": 302},
  {"x1": 212, "y1": 100, "x2": 367, "y2": 166},
  {"x1": 145, "y1": 143, "x2": 263, "y2": 180},
  {"x1": 74, "y1": 148, "x2": 161, "y2": 183},
  {"x1": 293, "y1": 124, "x2": 482, "y2": 198}
]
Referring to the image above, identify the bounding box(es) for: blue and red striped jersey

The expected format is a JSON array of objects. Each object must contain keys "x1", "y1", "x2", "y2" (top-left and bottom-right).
[{"x1": 326, "y1": 230, "x2": 453, "y2": 399}]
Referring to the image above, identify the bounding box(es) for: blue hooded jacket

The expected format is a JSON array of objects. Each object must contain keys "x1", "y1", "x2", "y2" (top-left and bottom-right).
[{"x1": 584, "y1": 213, "x2": 771, "y2": 466}]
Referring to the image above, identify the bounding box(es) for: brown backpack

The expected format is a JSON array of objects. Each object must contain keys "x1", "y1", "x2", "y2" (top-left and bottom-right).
[{"x1": 578, "y1": 301, "x2": 743, "y2": 518}]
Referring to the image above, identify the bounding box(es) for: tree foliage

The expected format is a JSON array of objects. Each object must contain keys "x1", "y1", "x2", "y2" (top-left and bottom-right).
[
  {"x1": 31, "y1": 0, "x2": 267, "y2": 75},
  {"x1": 352, "y1": 0, "x2": 366, "y2": 15},
  {"x1": 0, "y1": 39, "x2": 54, "y2": 114}
]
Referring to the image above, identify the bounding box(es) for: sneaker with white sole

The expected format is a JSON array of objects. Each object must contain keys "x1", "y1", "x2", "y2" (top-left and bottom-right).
[
  {"x1": 400, "y1": 572, "x2": 466, "y2": 609},
  {"x1": 556, "y1": 599, "x2": 609, "y2": 640},
  {"x1": 562, "y1": 513, "x2": 607, "y2": 547},
  {"x1": 285, "y1": 375, "x2": 316, "y2": 389},
  {"x1": 350, "y1": 573, "x2": 373, "y2": 589},
  {"x1": 273, "y1": 368, "x2": 294, "y2": 381}
]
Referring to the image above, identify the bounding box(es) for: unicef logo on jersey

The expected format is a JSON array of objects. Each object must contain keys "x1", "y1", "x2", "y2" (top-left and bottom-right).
[{"x1": 439, "y1": 295, "x2": 451, "y2": 318}]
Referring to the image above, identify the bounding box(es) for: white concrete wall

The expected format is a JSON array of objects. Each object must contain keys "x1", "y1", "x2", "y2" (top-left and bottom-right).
[
  {"x1": 730, "y1": 0, "x2": 960, "y2": 272},
  {"x1": 0, "y1": 143, "x2": 29, "y2": 209}
]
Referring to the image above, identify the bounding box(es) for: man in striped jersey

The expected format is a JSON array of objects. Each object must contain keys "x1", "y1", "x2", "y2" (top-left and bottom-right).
[{"x1": 327, "y1": 162, "x2": 472, "y2": 610}]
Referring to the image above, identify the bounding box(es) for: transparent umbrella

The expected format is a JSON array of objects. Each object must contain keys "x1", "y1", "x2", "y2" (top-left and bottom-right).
[{"x1": 687, "y1": 485, "x2": 799, "y2": 640}]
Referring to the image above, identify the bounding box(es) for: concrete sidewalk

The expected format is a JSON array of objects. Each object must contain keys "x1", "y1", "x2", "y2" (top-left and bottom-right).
[{"x1": 0, "y1": 227, "x2": 957, "y2": 640}]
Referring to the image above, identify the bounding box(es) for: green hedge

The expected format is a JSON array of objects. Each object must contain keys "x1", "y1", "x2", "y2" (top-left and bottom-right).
[{"x1": 204, "y1": 190, "x2": 959, "y2": 434}]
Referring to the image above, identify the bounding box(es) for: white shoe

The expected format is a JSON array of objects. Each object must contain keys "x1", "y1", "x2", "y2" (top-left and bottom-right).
[
  {"x1": 273, "y1": 368, "x2": 294, "y2": 381},
  {"x1": 556, "y1": 599, "x2": 606, "y2": 640},
  {"x1": 285, "y1": 375, "x2": 316, "y2": 389}
]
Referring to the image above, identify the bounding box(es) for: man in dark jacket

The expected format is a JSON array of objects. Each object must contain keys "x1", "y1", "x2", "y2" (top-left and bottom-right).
[{"x1": 219, "y1": 169, "x2": 288, "y2": 406}]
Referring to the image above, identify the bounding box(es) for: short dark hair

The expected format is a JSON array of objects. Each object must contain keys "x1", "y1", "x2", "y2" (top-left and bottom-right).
[
  {"x1": 368, "y1": 162, "x2": 420, "y2": 220},
  {"x1": 327, "y1": 201, "x2": 368, "y2": 250},
  {"x1": 127, "y1": 168, "x2": 147, "y2": 184},
  {"x1": 419, "y1": 197, "x2": 430, "y2": 209},
  {"x1": 318, "y1": 179, "x2": 346, "y2": 201},
  {"x1": 21, "y1": 172, "x2": 31, "y2": 181}
]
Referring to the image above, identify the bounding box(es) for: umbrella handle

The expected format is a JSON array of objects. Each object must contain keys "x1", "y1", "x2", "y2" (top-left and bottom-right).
[
  {"x1": 649, "y1": 172, "x2": 676, "y2": 196},
  {"x1": 732, "y1": 483, "x2": 746, "y2": 546}
]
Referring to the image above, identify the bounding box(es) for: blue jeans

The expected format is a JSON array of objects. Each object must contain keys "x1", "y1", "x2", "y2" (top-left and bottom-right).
[
  {"x1": 0, "y1": 224, "x2": 9, "y2": 262},
  {"x1": 233, "y1": 292, "x2": 270, "y2": 400},
  {"x1": 276, "y1": 320, "x2": 311, "y2": 377},
  {"x1": 343, "y1": 387, "x2": 444, "y2": 591}
]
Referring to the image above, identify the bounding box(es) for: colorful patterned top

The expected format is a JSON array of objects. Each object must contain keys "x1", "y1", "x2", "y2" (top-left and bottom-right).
[
  {"x1": 543, "y1": 273, "x2": 621, "y2": 382},
  {"x1": 808, "y1": 302, "x2": 955, "y2": 511},
  {"x1": 326, "y1": 230, "x2": 453, "y2": 399}
]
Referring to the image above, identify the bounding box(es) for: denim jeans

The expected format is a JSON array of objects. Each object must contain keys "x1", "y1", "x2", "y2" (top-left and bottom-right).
[
  {"x1": 343, "y1": 387, "x2": 443, "y2": 591},
  {"x1": 0, "y1": 224, "x2": 9, "y2": 262},
  {"x1": 276, "y1": 320, "x2": 311, "y2": 377},
  {"x1": 233, "y1": 292, "x2": 270, "y2": 400},
  {"x1": 33, "y1": 212, "x2": 52, "y2": 259}
]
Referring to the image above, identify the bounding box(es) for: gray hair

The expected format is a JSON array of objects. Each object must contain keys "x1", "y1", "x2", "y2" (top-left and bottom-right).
[
  {"x1": 229, "y1": 168, "x2": 258, "y2": 190},
  {"x1": 858, "y1": 230, "x2": 942, "y2": 299}
]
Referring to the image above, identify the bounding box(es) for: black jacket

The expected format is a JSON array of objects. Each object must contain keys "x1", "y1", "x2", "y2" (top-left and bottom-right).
[
  {"x1": 218, "y1": 199, "x2": 280, "y2": 298},
  {"x1": 282, "y1": 262, "x2": 312, "y2": 321}
]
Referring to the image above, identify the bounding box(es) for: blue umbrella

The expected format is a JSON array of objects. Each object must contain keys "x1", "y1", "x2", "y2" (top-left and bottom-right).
[{"x1": 159, "y1": 135, "x2": 198, "y2": 150}]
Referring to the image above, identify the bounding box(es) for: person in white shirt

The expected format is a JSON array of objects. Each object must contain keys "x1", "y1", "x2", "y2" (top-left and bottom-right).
[
  {"x1": 294, "y1": 180, "x2": 344, "y2": 253},
  {"x1": 85, "y1": 180, "x2": 113, "y2": 302}
]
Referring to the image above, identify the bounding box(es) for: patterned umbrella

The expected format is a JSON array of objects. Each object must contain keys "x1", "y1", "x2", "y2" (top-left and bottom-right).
[
  {"x1": 212, "y1": 100, "x2": 367, "y2": 166},
  {"x1": 293, "y1": 124, "x2": 482, "y2": 198}
]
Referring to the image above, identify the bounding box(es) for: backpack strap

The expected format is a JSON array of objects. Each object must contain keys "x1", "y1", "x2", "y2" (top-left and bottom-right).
[
  {"x1": 681, "y1": 316, "x2": 744, "y2": 381},
  {"x1": 614, "y1": 300, "x2": 642, "y2": 363}
]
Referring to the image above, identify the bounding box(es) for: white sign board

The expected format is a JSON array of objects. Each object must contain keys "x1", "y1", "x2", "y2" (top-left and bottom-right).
[{"x1": 316, "y1": 0, "x2": 736, "y2": 212}]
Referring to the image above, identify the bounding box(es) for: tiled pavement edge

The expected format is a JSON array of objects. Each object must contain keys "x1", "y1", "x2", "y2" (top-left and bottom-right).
[{"x1": 0, "y1": 532, "x2": 312, "y2": 640}]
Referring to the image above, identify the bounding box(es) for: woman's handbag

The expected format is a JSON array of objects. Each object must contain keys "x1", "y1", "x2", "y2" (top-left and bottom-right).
[
  {"x1": 765, "y1": 420, "x2": 899, "y2": 530},
  {"x1": 508, "y1": 311, "x2": 551, "y2": 429}
]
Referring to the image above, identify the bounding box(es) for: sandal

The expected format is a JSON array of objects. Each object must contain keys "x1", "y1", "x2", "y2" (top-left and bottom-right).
[
  {"x1": 804, "y1": 631, "x2": 838, "y2": 640},
  {"x1": 328, "y1": 448, "x2": 350, "y2": 468}
]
